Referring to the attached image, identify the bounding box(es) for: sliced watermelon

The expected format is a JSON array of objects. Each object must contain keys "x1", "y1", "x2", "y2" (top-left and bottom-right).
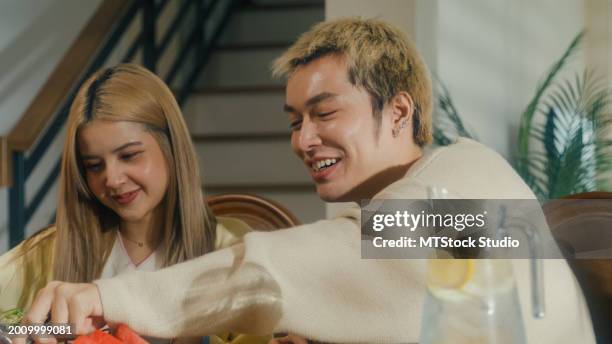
[
  {"x1": 73, "y1": 334, "x2": 97, "y2": 344},
  {"x1": 114, "y1": 324, "x2": 149, "y2": 344},
  {"x1": 74, "y1": 330, "x2": 125, "y2": 344}
]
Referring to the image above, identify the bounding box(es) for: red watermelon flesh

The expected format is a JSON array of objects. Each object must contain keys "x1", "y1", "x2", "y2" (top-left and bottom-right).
[
  {"x1": 115, "y1": 324, "x2": 149, "y2": 344},
  {"x1": 73, "y1": 334, "x2": 97, "y2": 344},
  {"x1": 74, "y1": 330, "x2": 123, "y2": 344},
  {"x1": 74, "y1": 327, "x2": 149, "y2": 344}
]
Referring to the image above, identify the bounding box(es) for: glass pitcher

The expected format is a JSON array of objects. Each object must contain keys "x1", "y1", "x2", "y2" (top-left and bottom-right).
[{"x1": 419, "y1": 192, "x2": 544, "y2": 344}]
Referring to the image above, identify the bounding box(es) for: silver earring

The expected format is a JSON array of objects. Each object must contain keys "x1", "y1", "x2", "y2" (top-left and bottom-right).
[{"x1": 392, "y1": 119, "x2": 408, "y2": 138}]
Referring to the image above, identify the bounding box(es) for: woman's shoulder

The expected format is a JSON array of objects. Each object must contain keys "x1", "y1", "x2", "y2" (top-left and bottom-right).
[
  {"x1": 28, "y1": 225, "x2": 57, "y2": 245},
  {"x1": 214, "y1": 217, "x2": 252, "y2": 250}
]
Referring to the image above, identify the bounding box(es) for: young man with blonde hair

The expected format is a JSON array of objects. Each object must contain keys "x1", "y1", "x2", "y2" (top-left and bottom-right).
[{"x1": 20, "y1": 18, "x2": 594, "y2": 344}]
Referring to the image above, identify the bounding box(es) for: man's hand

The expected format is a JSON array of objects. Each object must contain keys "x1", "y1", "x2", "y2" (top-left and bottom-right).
[{"x1": 13, "y1": 282, "x2": 104, "y2": 344}]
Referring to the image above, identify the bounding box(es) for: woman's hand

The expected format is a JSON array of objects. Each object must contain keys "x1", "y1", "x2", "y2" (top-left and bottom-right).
[
  {"x1": 268, "y1": 334, "x2": 309, "y2": 344},
  {"x1": 13, "y1": 281, "x2": 104, "y2": 344}
]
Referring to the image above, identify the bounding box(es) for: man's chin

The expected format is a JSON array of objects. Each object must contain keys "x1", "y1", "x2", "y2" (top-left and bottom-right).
[{"x1": 316, "y1": 185, "x2": 351, "y2": 203}]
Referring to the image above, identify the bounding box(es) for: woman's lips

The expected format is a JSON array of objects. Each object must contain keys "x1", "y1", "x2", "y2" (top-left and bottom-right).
[{"x1": 112, "y1": 189, "x2": 140, "y2": 205}]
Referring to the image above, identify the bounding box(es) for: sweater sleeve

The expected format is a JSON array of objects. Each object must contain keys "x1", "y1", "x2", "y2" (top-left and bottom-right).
[
  {"x1": 95, "y1": 242, "x2": 282, "y2": 338},
  {"x1": 95, "y1": 209, "x2": 426, "y2": 343},
  {"x1": 214, "y1": 216, "x2": 252, "y2": 250}
]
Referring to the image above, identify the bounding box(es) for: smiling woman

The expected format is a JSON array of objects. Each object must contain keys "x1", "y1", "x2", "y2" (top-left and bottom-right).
[
  {"x1": 54, "y1": 63, "x2": 214, "y2": 283},
  {"x1": 78, "y1": 121, "x2": 170, "y2": 262},
  {"x1": 0, "y1": 64, "x2": 269, "y2": 344}
]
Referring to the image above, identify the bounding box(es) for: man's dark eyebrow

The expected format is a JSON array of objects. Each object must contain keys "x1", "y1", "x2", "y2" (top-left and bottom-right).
[
  {"x1": 283, "y1": 92, "x2": 338, "y2": 113},
  {"x1": 283, "y1": 104, "x2": 296, "y2": 113},
  {"x1": 81, "y1": 142, "x2": 143, "y2": 160}
]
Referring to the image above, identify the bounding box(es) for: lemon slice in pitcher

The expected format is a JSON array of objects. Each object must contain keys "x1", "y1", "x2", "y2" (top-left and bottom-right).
[{"x1": 427, "y1": 251, "x2": 475, "y2": 290}]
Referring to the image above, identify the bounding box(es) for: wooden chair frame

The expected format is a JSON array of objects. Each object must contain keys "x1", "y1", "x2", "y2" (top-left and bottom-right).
[
  {"x1": 543, "y1": 191, "x2": 612, "y2": 342},
  {"x1": 207, "y1": 193, "x2": 300, "y2": 231}
]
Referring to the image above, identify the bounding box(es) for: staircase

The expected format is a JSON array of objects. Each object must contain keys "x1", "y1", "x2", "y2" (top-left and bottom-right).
[
  {"x1": 183, "y1": 0, "x2": 325, "y2": 223},
  {"x1": 2, "y1": 0, "x2": 325, "y2": 250}
]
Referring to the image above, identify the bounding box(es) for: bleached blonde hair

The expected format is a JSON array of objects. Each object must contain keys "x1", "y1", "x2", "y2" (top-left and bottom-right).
[{"x1": 272, "y1": 17, "x2": 433, "y2": 146}]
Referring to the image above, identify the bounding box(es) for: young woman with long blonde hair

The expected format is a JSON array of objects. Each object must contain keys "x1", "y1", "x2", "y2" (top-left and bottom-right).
[{"x1": 0, "y1": 64, "x2": 267, "y2": 344}]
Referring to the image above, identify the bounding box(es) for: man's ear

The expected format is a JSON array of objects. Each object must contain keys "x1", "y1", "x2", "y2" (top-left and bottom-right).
[{"x1": 390, "y1": 91, "x2": 415, "y2": 126}]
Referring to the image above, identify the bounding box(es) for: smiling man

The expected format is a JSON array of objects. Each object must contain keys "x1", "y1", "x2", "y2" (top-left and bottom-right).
[
  {"x1": 20, "y1": 18, "x2": 594, "y2": 344},
  {"x1": 284, "y1": 56, "x2": 424, "y2": 203}
]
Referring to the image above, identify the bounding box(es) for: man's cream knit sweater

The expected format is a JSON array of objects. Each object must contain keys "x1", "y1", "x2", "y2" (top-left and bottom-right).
[{"x1": 95, "y1": 139, "x2": 595, "y2": 343}]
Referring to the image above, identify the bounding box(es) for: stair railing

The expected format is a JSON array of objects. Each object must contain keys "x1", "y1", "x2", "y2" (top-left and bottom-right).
[{"x1": 5, "y1": 0, "x2": 242, "y2": 248}]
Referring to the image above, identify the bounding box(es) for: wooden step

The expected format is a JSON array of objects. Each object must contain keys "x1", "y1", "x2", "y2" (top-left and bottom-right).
[
  {"x1": 197, "y1": 48, "x2": 285, "y2": 88},
  {"x1": 183, "y1": 91, "x2": 289, "y2": 136},
  {"x1": 240, "y1": 1, "x2": 324, "y2": 12},
  {"x1": 189, "y1": 85, "x2": 285, "y2": 94},
  {"x1": 196, "y1": 140, "x2": 310, "y2": 185},
  {"x1": 216, "y1": 41, "x2": 292, "y2": 51},
  {"x1": 219, "y1": 3, "x2": 323, "y2": 45},
  {"x1": 192, "y1": 132, "x2": 290, "y2": 143}
]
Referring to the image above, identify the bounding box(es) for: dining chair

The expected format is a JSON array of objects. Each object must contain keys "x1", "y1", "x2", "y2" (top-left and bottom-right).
[
  {"x1": 543, "y1": 191, "x2": 612, "y2": 342},
  {"x1": 207, "y1": 193, "x2": 300, "y2": 231}
]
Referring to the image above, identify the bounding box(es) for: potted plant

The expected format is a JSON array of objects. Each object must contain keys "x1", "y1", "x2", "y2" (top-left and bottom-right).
[{"x1": 434, "y1": 32, "x2": 612, "y2": 199}]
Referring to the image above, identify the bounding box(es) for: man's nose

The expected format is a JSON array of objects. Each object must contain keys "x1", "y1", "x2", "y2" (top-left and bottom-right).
[
  {"x1": 297, "y1": 117, "x2": 322, "y2": 152},
  {"x1": 104, "y1": 162, "x2": 126, "y2": 189}
]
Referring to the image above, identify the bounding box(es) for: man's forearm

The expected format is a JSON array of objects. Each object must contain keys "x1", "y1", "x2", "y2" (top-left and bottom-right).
[{"x1": 94, "y1": 244, "x2": 282, "y2": 338}]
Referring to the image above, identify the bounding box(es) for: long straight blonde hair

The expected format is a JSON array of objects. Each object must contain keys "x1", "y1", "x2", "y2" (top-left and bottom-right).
[{"x1": 50, "y1": 63, "x2": 216, "y2": 283}]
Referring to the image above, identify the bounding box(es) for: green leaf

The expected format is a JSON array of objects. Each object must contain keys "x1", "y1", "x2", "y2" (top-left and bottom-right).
[
  {"x1": 432, "y1": 75, "x2": 476, "y2": 145},
  {"x1": 517, "y1": 31, "x2": 584, "y2": 177},
  {"x1": 0, "y1": 308, "x2": 24, "y2": 324}
]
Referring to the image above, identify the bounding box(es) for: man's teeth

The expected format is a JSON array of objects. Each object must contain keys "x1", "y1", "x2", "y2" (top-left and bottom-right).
[{"x1": 312, "y1": 158, "x2": 338, "y2": 171}]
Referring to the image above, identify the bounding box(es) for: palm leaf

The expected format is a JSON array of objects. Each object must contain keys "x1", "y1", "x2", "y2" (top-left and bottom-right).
[
  {"x1": 517, "y1": 31, "x2": 584, "y2": 177},
  {"x1": 433, "y1": 30, "x2": 612, "y2": 198},
  {"x1": 527, "y1": 69, "x2": 612, "y2": 198},
  {"x1": 432, "y1": 76, "x2": 476, "y2": 145}
]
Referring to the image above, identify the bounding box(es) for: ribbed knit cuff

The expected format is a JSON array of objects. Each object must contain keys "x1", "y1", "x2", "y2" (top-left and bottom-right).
[{"x1": 93, "y1": 277, "x2": 131, "y2": 327}]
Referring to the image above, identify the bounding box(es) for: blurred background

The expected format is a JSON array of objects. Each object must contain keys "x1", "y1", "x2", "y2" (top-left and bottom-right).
[{"x1": 0, "y1": 0, "x2": 610, "y2": 253}]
